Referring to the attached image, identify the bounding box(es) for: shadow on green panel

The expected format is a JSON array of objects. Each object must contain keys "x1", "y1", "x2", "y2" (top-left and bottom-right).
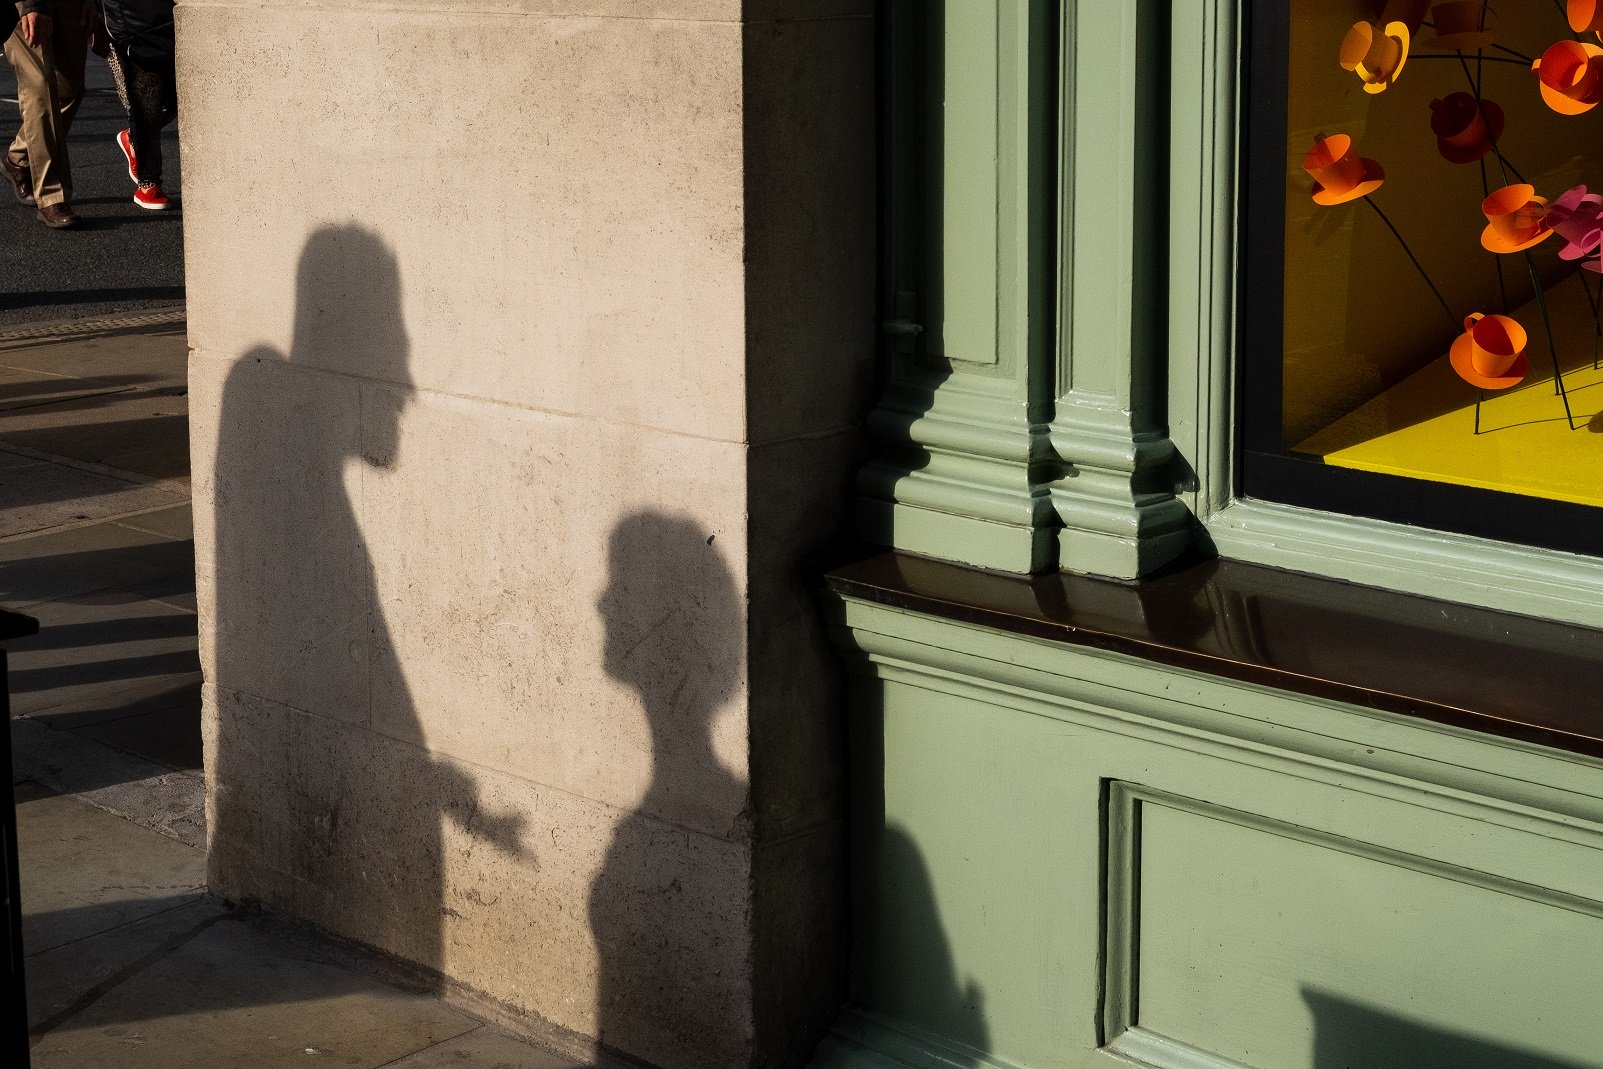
[{"x1": 1305, "y1": 990, "x2": 1596, "y2": 1069}]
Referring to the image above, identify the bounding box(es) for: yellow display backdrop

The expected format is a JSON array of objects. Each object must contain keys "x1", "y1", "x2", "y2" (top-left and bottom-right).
[
  {"x1": 1282, "y1": 0, "x2": 1603, "y2": 511},
  {"x1": 1299, "y1": 274, "x2": 1603, "y2": 507}
]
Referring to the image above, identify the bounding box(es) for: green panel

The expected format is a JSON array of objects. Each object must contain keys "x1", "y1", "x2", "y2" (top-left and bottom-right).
[
  {"x1": 847, "y1": 677, "x2": 1081, "y2": 1069},
  {"x1": 1128, "y1": 793, "x2": 1603, "y2": 1068},
  {"x1": 926, "y1": 2, "x2": 999, "y2": 366}
]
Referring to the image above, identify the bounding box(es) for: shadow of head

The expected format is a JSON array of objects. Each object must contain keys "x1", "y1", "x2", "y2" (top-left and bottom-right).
[
  {"x1": 291, "y1": 225, "x2": 414, "y2": 465},
  {"x1": 1304, "y1": 989, "x2": 1591, "y2": 1068},
  {"x1": 597, "y1": 512, "x2": 741, "y2": 735}
]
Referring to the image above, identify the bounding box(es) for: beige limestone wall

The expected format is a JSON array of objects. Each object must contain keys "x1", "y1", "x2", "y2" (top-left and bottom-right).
[{"x1": 179, "y1": 3, "x2": 873, "y2": 1067}]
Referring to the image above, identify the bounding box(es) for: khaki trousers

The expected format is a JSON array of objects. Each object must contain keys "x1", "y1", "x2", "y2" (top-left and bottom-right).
[{"x1": 5, "y1": 0, "x2": 87, "y2": 207}]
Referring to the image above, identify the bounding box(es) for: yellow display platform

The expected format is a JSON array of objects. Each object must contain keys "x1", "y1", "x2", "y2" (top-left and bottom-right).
[{"x1": 1296, "y1": 275, "x2": 1603, "y2": 508}]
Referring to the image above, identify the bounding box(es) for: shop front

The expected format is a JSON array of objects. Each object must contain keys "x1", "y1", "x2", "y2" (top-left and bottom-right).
[{"x1": 822, "y1": 3, "x2": 1603, "y2": 1066}]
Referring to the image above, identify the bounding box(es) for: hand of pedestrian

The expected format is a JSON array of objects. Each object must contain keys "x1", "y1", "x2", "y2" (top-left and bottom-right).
[
  {"x1": 88, "y1": 11, "x2": 110, "y2": 57},
  {"x1": 19, "y1": 12, "x2": 53, "y2": 48}
]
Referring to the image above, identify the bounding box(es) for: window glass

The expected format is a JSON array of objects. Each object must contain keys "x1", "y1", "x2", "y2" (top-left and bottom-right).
[{"x1": 1242, "y1": 1, "x2": 1603, "y2": 554}]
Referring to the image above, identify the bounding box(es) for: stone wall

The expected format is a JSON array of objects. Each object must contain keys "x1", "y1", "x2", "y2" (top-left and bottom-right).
[{"x1": 178, "y1": 3, "x2": 874, "y2": 1065}]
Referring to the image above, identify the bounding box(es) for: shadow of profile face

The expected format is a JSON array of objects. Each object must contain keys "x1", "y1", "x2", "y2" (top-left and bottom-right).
[
  {"x1": 598, "y1": 513, "x2": 741, "y2": 745},
  {"x1": 289, "y1": 226, "x2": 413, "y2": 466}
]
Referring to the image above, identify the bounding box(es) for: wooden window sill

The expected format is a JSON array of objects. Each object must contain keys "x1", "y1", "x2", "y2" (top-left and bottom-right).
[{"x1": 824, "y1": 553, "x2": 1603, "y2": 759}]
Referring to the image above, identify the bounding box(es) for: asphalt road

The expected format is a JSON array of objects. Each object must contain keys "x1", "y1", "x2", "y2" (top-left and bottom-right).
[{"x1": 0, "y1": 44, "x2": 184, "y2": 327}]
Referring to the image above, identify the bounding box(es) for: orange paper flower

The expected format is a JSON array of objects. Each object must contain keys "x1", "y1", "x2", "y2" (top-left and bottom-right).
[
  {"x1": 1430, "y1": 93, "x2": 1504, "y2": 163},
  {"x1": 1303, "y1": 135, "x2": 1385, "y2": 205},
  {"x1": 1569, "y1": 0, "x2": 1603, "y2": 35},
  {"x1": 1533, "y1": 40, "x2": 1603, "y2": 115},
  {"x1": 1340, "y1": 20, "x2": 1411, "y2": 93},
  {"x1": 1450, "y1": 313, "x2": 1528, "y2": 389},
  {"x1": 1480, "y1": 184, "x2": 1552, "y2": 252},
  {"x1": 1428, "y1": 2, "x2": 1495, "y2": 51}
]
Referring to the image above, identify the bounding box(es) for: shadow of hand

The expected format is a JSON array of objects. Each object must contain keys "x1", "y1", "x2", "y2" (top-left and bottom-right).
[{"x1": 437, "y1": 762, "x2": 533, "y2": 861}]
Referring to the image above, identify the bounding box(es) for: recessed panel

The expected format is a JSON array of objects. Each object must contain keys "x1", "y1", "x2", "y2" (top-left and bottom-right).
[{"x1": 1118, "y1": 790, "x2": 1603, "y2": 1068}]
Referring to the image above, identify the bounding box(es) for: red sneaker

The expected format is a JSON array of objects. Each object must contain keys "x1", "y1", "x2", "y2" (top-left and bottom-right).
[
  {"x1": 133, "y1": 181, "x2": 173, "y2": 211},
  {"x1": 116, "y1": 129, "x2": 138, "y2": 183}
]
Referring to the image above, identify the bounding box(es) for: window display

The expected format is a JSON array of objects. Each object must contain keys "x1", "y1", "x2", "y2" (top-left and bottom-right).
[{"x1": 1241, "y1": 0, "x2": 1603, "y2": 555}]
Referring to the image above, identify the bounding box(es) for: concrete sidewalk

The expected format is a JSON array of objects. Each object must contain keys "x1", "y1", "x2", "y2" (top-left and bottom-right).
[{"x1": 2, "y1": 314, "x2": 579, "y2": 1068}]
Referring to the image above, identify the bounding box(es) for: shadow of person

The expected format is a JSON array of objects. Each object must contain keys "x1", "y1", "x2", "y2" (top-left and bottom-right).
[
  {"x1": 207, "y1": 225, "x2": 525, "y2": 993},
  {"x1": 590, "y1": 512, "x2": 753, "y2": 1069}
]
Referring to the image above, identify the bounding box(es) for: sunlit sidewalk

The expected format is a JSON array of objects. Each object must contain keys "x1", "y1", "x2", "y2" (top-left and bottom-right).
[{"x1": 1, "y1": 313, "x2": 578, "y2": 1068}]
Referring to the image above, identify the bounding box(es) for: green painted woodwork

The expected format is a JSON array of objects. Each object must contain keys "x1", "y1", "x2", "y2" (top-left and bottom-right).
[
  {"x1": 1117, "y1": 786, "x2": 1603, "y2": 1067},
  {"x1": 1050, "y1": 0, "x2": 1190, "y2": 580},
  {"x1": 928, "y1": 3, "x2": 1000, "y2": 367},
  {"x1": 816, "y1": 591, "x2": 1603, "y2": 1069},
  {"x1": 857, "y1": 0, "x2": 1058, "y2": 574}
]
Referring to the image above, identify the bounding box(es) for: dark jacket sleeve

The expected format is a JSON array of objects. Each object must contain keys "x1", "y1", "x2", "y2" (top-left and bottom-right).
[
  {"x1": 99, "y1": 0, "x2": 175, "y2": 65},
  {"x1": 18, "y1": 2, "x2": 50, "y2": 18}
]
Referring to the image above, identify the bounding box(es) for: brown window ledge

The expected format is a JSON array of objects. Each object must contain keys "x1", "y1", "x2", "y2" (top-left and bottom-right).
[{"x1": 825, "y1": 554, "x2": 1603, "y2": 760}]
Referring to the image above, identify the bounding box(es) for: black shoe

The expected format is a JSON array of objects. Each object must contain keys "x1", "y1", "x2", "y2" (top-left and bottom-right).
[
  {"x1": 2, "y1": 156, "x2": 34, "y2": 206},
  {"x1": 36, "y1": 203, "x2": 79, "y2": 229}
]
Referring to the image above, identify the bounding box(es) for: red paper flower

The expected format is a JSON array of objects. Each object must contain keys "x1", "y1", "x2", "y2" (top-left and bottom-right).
[
  {"x1": 1450, "y1": 313, "x2": 1528, "y2": 390},
  {"x1": 1429, "y1": 93, "x2": 1504, "y2": 163},
  {"x1": 1303, "y1": 135, "x2": 1385, "y2": 205},
  {"x1": 1480, "y1": 184, "x2": 1552, "y2": 252},
  {"x1": 1428, "y1": 2, "x2": 1495, "y2": 51},
  {"x1": 1533, "y1": 40, "x2": 1603, "y2": 115}
]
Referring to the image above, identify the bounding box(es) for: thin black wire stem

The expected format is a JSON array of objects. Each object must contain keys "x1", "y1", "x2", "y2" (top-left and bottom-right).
[
  {"x1": 1490, "y1": 43, "x2": 1537, "y2": 63},
  {"x1": 1524, "y1": 251, "x2": 1578, "y2": 427},
  {"x1": 1553, "y1": 0, "x2": 1585, "y2": 40},
  {"x1": 1479, "y1": 157, "x2": 1511, "y2": 314},
  {"x1": 1580, "y1": 269, "x2": 1602, "y2": 369},
  {"x1": 1457, "y1": 50, "x2": 1575, "y2": 426},
  {"x1": 1413, "y1": 53, "x2": 1530, "y2": 65},
  {"x1": 1365, "y1": 198, "x2": 1458, "y2": 329},
  {"x1": 1458, "y1": 52, "x2": 1524, "y2": 185}
]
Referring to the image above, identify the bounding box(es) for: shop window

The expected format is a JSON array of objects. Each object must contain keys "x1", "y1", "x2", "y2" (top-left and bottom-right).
[{"x1": 1238, "y1": 0, "x2": 1603, "y2": 556}]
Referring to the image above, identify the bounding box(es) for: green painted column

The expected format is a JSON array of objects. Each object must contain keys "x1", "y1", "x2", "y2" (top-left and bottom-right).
[
  {"x1": 1049, "y1": 0, "x2": 1191, "y2": 580},
  {"x1": 856, "y1": 0, "x2": 1058, "y2": 574}
]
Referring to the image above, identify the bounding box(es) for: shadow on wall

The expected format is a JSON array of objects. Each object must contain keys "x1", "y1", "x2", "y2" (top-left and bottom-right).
[
  {"x1": 1305, "y1": 990, "x2": 1594, "y2": 1069},
  {"x1": 208, "y1": 226, "x2": 526, "y2": 989},
  {"x1": 591, "y1": 511, "x2": 752, "y2": 1069}
]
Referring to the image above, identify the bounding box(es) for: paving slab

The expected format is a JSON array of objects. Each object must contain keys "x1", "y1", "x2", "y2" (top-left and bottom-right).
[
  {"x1": 74, "y1": 695, "x2": 204, "y2": 773},
  {"x1": 16, "y1": 781, "x2": 206, "y2": 956},
  {"x1": 0, "y1": 449, "x2": 185, "y2": 538},
  {"x1": 24, "y1": 895, "x2": 228, "y2": 1038},
  {"x1": 0, "y1": 325, "x2": 188, "y2": 390},
  {"x1": 12, "y1": 717, "x2": 206, "y2": 848},
  {"x1": 383, "y1": 1025, "x2": 588, "y2": 1068},
  {"x1": 0, "y1": 510, "x2": 195, "y2": 608},
  {"x1": 113, "y1": 502, "x2": 194, "y2": 541},
  {"x1": 22, "y1": 670, "x2": 203, "y2": 731},
  {"x1": 4, "y1": 590, "x2": 199, "y2": 715},
  {"x1": 0, "y1": 389, "x2": 190, "y2": 482},
  {"x1": 0, "y1": 369, "x2": 162, "y2": 411},
  {"x1": 27, "y1": 918, "x2": 482, "y2": 1069}
]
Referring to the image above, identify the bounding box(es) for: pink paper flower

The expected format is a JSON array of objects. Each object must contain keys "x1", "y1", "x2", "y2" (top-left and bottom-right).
[{"x1": 1546, "y1": 185, "x2": 1603, "y2": 270}]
